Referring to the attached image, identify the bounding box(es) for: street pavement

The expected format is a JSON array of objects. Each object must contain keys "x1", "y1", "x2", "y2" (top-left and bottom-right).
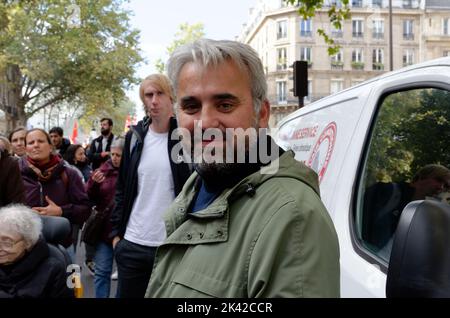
[{"x1": 74, "y1": 241, "x2": 118, "y2": 298}]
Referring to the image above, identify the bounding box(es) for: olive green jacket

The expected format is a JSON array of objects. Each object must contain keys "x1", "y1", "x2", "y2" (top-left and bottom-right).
[{"x1": 146, "y1": 150, "x2": 340, "y2": 298}]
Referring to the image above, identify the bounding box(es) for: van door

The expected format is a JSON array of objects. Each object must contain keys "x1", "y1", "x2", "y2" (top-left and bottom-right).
[{"x1": 335, "y1": 66, "x2": 450, "y2": 297}]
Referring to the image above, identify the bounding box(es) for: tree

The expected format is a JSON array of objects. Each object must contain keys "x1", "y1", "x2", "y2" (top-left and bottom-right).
[
  {"x1": 155, "y1": 22, "x2": 205, "y2": 73},
  {"x1": 284, "y1": 0, "x2": 351, "y2": 55},
  {"x1": 80, "y1": 96, "x2": 136, "y2": 138},
  {"x1": 0, "y1": 0, "x2": 143, "y2": 130}
]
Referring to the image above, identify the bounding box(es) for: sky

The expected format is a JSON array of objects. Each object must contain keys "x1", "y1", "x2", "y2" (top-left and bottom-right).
[{"x1": 124, "y1": 0, "x2": 258, "y2": 119}]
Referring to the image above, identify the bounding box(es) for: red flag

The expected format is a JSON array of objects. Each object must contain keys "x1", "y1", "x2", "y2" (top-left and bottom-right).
[{"x1": 71, "y1": 120, "x2": 78, "y2": 144}]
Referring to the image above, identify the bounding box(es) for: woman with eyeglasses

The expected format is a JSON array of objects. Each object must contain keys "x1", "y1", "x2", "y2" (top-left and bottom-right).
[{"x1": 0, "y1": 204, "x2": 73, "y2": 298}]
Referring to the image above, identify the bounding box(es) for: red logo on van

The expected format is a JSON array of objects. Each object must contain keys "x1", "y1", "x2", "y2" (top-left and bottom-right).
[{"x1": 307, "y1": 122, "x2": 337, "y2": 183}]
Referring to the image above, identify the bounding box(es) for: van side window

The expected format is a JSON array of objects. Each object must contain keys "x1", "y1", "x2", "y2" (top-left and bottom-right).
[{"x1": 355, "y1": 88, "x2": 450, "y2": 263}]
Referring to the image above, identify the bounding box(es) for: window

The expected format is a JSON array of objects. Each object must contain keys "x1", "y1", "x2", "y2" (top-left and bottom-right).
[
  {"x1": 330, "y1": 0, "x2": 342, "y2": 7},
  {"x1": 372, "y1": 20, "x2": 384, "y2": 39},
  {"x1": 352, "y1": 0, "x2": 363, "y2": 7},
  {"x1": 444, "y1": 18, "x2": 449, "y2": 36},
  {"x1": 300, "y1": 19, "x2": 312, "y2": 37},
  {"x1": 403, "y1": 20, "x2": 414, "y2": 40},
  {"x1": 403, "y1": 49, "x2": 414, "y2": 66},
  {"x1": 330, "y1": 79, "x2": 344, "y2": 94},
  {"x1": 331, "y1": 24, "x2": 343, "y2": 38},
  {"x1": 280, "y1": 0, "x2": 287, "y2": 7},
  {"x1": 372, "y1": 0, "x2": 382, "y2": 7},
  {"x1": 277, "y1": 20, "x2": 287, "y2": 40},
  {"x1": 277, "y1": 81, "x2": 287, "y2": 103},
  {"x1": 444, "y1": 51, "x2": 450, "y2": 57},
  {"x1": 299, "y1": 47, "x2": 311, "y2": 62},
  {"x1": 331, "y1": 50, "x2": 344, "y2": 69},
  {"x1": 372, "y1": 48, "x2": 384, "y2": 70},
  {"x1": 353, "y1": 19, "x2": 364, "y2": 38},
  {"x1": 354, "y1": 88, "x2": 450, "y2": 263},
  {"x1": 277, "y1": 47, "x2": 287, "y2": 71},
  {"x1": 402, "y1": 0, "x2": 412, "y2": 8},
  {"x1": 352, "y1": 48, "x2": 364, "y2": 69}
]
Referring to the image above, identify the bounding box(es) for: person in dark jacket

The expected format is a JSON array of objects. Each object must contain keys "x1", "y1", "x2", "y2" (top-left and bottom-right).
[
  {"x1": 110, "y1": 74, "x2": 191, "y2": 298},
  {"x1": 49, "y1": 127, "x2": 71, "y2": 157},
  {"x1": 19, "y1": 128, "x2": 90, "y2": 259},
  {"x1": 86, "y1": 137, "x2": 124, "y2": 298},
  {"x1": 0, "y1": 144, "x2": 25, "y2": 207},
  {"x1": 64, "y1": 144, "x2": 92, "y2": 183},
  {"x1": 87, "y1": 118, "x2": 115, "y2": 170},
  {"x1": 0, "y1": 204, "x2": 73, "y2": 298}
]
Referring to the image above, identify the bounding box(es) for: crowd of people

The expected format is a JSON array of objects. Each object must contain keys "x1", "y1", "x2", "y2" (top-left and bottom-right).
[
  {"x1": 1, "y1": 39, "x2": 448, "y2": 299},
  {"x1": 0, "y1": 117, "x2": 124, "y2": 297}
]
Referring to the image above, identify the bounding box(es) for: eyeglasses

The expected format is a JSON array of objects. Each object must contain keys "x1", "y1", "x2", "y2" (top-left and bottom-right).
[{"x1": 0, "y1": 239, "x2": 23, "y2": 251}]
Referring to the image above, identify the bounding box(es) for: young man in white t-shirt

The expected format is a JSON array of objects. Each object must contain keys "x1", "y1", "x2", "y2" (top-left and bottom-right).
[{"x1": 111, "y1": 74, "x2": 191, "y2": 298}]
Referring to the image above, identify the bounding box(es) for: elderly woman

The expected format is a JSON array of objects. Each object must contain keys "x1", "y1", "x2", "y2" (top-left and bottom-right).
[
  {"x1": 86, "y1": 137, "x2": 124, "y2": 298},
  {"x1": 0, "y1": 204, "x2": 73, "y2": 298},
  {"x1": 8, "y1": 127, "x2": 27, "y2": 157},
  {"x1": 18, "y1": 128, "x2": 90, "y2": 256}
]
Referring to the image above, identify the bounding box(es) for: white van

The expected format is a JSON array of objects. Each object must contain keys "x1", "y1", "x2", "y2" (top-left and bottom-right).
[{"x1": 275, "y1": 57, "x2": 450, "y2": 297}]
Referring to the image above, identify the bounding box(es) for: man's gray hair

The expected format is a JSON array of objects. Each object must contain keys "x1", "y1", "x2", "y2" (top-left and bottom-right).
[
  {"x1": 167, "y1": 38, "x2": 268, "y2": 114},
  {"x1": 0, "y1": 204, "x2": 42, "y2": 248}
]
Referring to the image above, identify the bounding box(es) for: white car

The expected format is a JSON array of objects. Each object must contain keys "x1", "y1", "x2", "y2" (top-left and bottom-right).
[{"x1": 275, "y1": 57, "x2": 450, "y2": 297}]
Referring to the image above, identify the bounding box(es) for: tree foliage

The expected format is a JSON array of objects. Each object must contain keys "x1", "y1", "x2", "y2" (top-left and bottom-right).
[
  {"x1": 155, "y1": 22, "x2": 205, "y2": 73},
  {"x1": 0, "y1": 0, "x2": 143, "y2": 128},
  {"x1": 365, "y1": 88, "x2": 450, "y2": 184},
  {"x1": 284, "y1": 0, "x2": 351, "y2": 55}
]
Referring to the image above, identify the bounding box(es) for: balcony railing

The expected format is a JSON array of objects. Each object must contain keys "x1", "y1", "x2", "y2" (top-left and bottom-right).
[
  {"x1": 403, "y1": 33, "x2": 414, "y2": 40},
  {"x1": 332, "y1": 31, "x2": 343, "y2": 38},
  {"x1": 352, "y1": 32, "x2": 364, "y2": 38},
  {"x1": 300, "y1": 30, "x2": 312, "y2": 37},
  {"x1": 351, "y1": 61, "x2": 365, "y2": 70},
  {"x1": 352, "y1": 0, "x2": 362, "y2": 7},
  {"x1": 372, "y1": 62, "x2": 384, "y2": 71},
  {"x1": 331, "y1": 61, "x2": 344, "y2": 70},
  {"x1": 372, "y1": 32, "x2": 384, "y2": 39}
]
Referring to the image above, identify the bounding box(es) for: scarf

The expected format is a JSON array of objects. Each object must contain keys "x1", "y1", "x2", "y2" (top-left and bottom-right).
[{"x1": 27, "y1": 154, "x2": 61, "y2": 182}]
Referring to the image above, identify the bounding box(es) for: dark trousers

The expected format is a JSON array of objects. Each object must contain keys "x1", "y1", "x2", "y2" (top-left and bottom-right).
[{"x1": 114, "y1": 238, "x2": 157, "y2": 298}]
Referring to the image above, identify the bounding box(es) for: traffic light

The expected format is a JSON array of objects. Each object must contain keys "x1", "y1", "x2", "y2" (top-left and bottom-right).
[{"x1": 293, "y1": 60, "x2": 308, "y2": 98}]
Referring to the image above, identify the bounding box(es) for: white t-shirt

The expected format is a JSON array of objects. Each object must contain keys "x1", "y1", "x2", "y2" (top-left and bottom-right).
[{"x1": 124, "y1": 127, "x2": 175, "y2": 247}]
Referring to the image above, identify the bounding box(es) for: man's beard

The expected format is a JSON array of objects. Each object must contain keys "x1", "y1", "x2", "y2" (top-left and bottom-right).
[
  {"x1": 101, "y1": 128, "x2": 110, "y2": 136},
  {"x1": 192, "y1": 131, "x2": 260, "y2": 187}
]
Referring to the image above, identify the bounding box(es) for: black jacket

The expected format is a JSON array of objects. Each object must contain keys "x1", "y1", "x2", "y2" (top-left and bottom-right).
[
  {"x1": 57, "y1": 138, "x2": 71, "y2": 157},
  {"x1": 0, "y1": 237, "x2": 73, "y2": 298},
  {"x1": 0, "y1": 150, "x2": 25, "y2": 207},
  {"x1": 88, "y1": 133, "x2": 115, "y2": 170},
  {"x1": 110, "y1": 117, "x2": 191, "y2": 239}
]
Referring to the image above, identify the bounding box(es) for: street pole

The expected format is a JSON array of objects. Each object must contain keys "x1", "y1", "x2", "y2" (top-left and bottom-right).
[{"x1": 389, "y1": 0, "x2": 393, "y2": 71}]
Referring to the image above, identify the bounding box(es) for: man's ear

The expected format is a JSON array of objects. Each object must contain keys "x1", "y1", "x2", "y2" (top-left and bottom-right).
[{"x1": 257, "y1": 100, "x2": 270, "y2": 129}]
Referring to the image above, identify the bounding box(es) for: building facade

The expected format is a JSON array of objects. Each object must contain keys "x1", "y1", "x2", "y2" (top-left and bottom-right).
[{"x1": 239, "y1": 0, "x2": 450, "y2": 127}]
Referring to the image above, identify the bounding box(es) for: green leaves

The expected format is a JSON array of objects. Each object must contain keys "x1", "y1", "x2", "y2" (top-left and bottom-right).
[
  {"x1": 0, "y1": 0, "x2": 143, "y2": 126},
  {"x1": 284, "y1": 0, "x2": 350, "y2": 56},
  {"x1": 155, "y1": 22, "x2": 205, "y2": 73}
]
